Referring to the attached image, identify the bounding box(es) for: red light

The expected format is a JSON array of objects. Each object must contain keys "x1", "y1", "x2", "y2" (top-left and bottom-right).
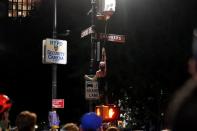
[
  {"x1": 96, "y1": 107, "x2": 101, "y2": 116},
  {"x1": 95, "y1": 104, "x2": 119, "y2": 122},
  {"x1": 108, "y1": 108, "x2": 115, "y2": 118}
]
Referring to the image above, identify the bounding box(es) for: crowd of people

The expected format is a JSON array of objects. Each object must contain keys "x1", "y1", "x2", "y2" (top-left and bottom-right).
[{"x1": 0, "y1": 93, "x2": 120, "y2": 131}]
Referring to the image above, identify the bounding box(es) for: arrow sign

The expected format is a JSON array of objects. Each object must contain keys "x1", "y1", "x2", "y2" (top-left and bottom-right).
[
  {"x1": 81, "y1": 26, "x2": 95, "y2": 38},
  {"x1": 98, "y1": 33, "x2": 126, "y2": 43}
]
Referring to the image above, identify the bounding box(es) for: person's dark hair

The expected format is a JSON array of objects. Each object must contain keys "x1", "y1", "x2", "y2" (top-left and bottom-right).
[{"x1": 15, "y1": 110, "x2": 37, "y2": 131}]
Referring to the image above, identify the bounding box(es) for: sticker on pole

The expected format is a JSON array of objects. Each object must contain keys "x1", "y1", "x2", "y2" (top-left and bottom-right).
[
  {"x1": 48, "y1": 111, "x2": 60, "y2": 129},
  {"x1": 42, "y1": 38, "x2": 67, "y2": 64},
  {"x1": 85, "y1": 79, "x2": 99, "y2": 100},
  {"x1": 52, "y1": 99, "x2": 64, "y2": 108}
]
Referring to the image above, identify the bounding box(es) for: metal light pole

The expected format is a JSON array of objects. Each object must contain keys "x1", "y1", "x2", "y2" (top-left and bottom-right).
[
  {"x1": 52, "y1": 0, "x2": 57, "y2": 102},
  {"x1": 88, "y1": 0, "x2": 97, "y2": 112},
  {"x1": 48, "y1": 0, "x2": 70, "y2": 129},
  {"x1": 90, "y1": 0, "x2": 96, "y2": 74},
  {"x1": 48, "y1": 0, "x2": 58, "y2": 129}
]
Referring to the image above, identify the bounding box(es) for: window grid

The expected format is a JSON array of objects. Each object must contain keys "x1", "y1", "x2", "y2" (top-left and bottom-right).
[{"x1": 8, "y1": 0, "x2": 35, "y2": 18}]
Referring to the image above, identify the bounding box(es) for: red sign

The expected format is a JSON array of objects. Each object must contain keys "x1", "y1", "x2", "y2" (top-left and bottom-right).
[
  {"x1": 52, "y1": 99, "x2": 64, "y2": 108},
  {"x1": 98, "y1": 33, "x2": 125, "y2": 43}
]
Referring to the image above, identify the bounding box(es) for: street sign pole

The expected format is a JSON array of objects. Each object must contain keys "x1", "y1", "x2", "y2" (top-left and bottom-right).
[
  {"x1": 89, "y1": 0, "x2": 97, "y2": 112},
  {"x1": 52, "y1": 0, "x2": 57, "y2": 103},
  {"x1": 90, "y1": 0, "x2": 96, "y2": 74},
  {"x1": 49, "y1": 0, "x2": 59, "y2": 129},
  {"x1": 81, "y1": 0, "x2": 124, "y2": 112},
  {"x1": 52, "y1": 0, "x2": 57, "y2": 110}
]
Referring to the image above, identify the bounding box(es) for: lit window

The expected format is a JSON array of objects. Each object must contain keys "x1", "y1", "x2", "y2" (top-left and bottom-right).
[
  {"x1": 23, "y1": 12, "x2": 27, "y2": 17},
  {"x1": 8, "y1": 0, "x2": 38, "y2": 18},
  {"x1": 18, "y1": 4, "x2": 22, "y2": 10},
  {"x1": 12, "y1": 4, "x2": 16, "y2": 10},
  {"x1": 23, "y1": 5, "x2": 27, "y2": 10},
  {"x1": 8, "y1": 12, "x2": 12, "y2": 17},
  {"x1": 18, "y1": 11, "x2": 22, "y2": 16}
]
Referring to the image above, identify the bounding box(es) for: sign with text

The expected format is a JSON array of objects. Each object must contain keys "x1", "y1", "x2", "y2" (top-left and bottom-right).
[
  {"x1": 42, "y1": 38, "x2": 67, "y2": 64},
  {"x1": 85, "y1": 80, "x2": 99, "y2": 100},
  {"x1": 98, "y1": 33, "x2": 125, "y2": 43},
  {"x1": 52, "y1": 99, "x2": 64, "y2": 108},
  {"x1": 81, "y1": 26, "x2": 95, "y2": 38}
]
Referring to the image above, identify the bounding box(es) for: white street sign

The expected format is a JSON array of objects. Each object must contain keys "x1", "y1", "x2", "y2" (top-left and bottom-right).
[
  {"x1": 85, "y1": 80, "x2": 99, "y2": 100},
  {"x1": 81, "y1": 26, "x2": 94, "y2": 38},
  {"x1": 42, "y1": 38, "x2": 67, "y2": 64}
]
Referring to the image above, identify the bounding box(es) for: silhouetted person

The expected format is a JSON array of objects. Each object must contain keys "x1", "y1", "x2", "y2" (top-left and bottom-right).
[
  {"x1": 61, "y1": 123, "x2": 79, "y2": 131},
  {"x1": 85, "y1": 47, "x2": 107, "y2": 81},
  {"x1": 84, "y1": 47, "x2": 107, "y2": 103},
  {"x1": 80, "y1": 112, "x2": 103, "y2": 131},
  {"x1": 0, "y1": 94, "x2": 12, "y2": 131},
  {"x1": 15, "y1": 110, "x2": 37, "y2": 131},
  {"x1": 105, "y1": 126, "x2": 119, "y2": 131},
  {"x1": 165, "y1": 29, "x2": 197, "y2": 131}
]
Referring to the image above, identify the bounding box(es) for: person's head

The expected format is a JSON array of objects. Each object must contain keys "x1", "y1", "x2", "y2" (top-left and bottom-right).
[
  {"x1": 105, "y1": 126, "x2": 119, "y2": 131},
  {"x1": 189, "y1": 28, "x2": 197, "y2": 79},
  {"x1": 99, "y1": 61, "x2": 105, "y2": 71},
  {"x1": 0, "y1": 94, "x2": 12, "y2": 120},
  {"x1": 80, "y1": 112, "x2": 102, "y2": 131},
  {"x1": 15, "y1": 110, "x2": 37, "y2": 131},
  {"x1": 61, "y1": 123, "x2": 79, "y2": 131}
]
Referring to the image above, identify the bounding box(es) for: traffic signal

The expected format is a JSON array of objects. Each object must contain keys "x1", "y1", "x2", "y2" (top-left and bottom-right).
[{"x1": 95, "y1": 104, "x2": 119, "y2": 122}]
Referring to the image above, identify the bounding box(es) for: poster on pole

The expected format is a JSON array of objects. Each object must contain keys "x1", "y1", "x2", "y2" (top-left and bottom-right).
[
  {"x1": 42, "y1": 38, "x2": 67, "y2": 64},
  {"x1": 85, "y1": 79, "x2": 99, "y2": 100}
]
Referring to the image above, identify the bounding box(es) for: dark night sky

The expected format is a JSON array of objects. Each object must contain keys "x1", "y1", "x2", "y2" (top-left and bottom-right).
[{"x1": 0, "y1": 0, "x2": 197, "y2": 126}]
